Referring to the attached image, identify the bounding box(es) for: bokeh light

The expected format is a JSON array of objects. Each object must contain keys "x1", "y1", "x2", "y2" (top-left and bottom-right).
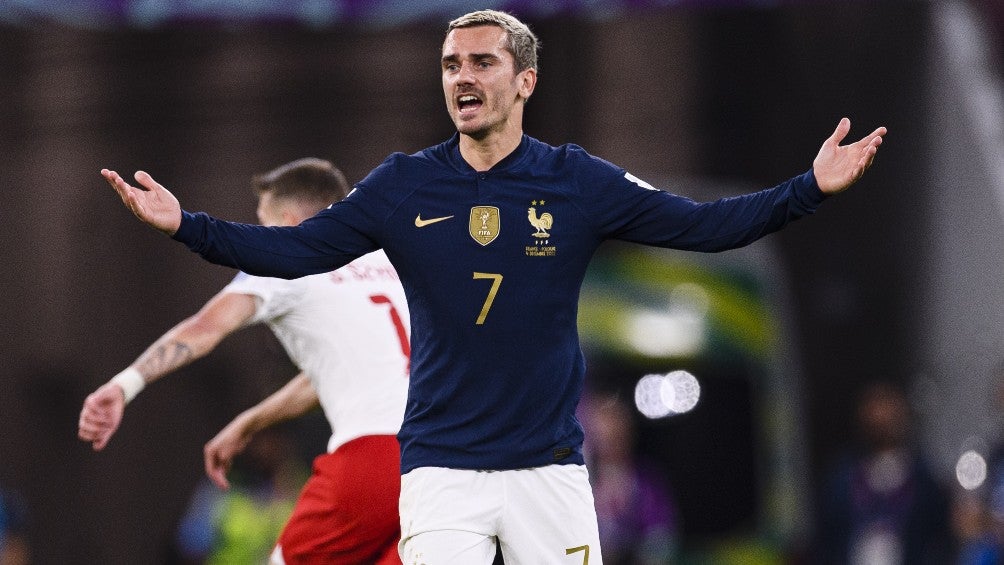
[
  {"x1": 624, "y1": 283, "x2": 710, "y2": 358},
  {"x1": 634, "y1": 370, "x2": 701, "y2": 419},
  {"x1": 635, "y1": 374, "x2": 673, "y2": 418},
  {"x1": 625, "y1": 309, "x2": 705, "y2": 357},
  {"x1": 956, "y1": 449, "x2": 988, "y2": 490},
  {"x1": 663, "y1": 370, "x2": 701, "y2": 414}
]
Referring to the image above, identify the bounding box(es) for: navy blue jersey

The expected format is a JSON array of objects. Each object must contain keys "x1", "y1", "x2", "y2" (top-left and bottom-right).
[{"x1": 173, "y1": 133, "x2": 826, "y2": 473}]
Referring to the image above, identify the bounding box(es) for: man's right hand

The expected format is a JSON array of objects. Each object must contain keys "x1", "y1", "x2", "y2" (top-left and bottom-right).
[
  {"x1": 78, "y1": 381, "x2": 127, "y2": 451},
  {"x1": 102, "y1": 169, "x2": 182, "y2": 236},
  {"x1": 203, "y1": 415, "x2": 255, "y2": 490}
]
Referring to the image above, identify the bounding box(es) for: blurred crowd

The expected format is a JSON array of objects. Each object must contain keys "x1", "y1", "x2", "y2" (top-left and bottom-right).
[
  {"x1": 168, "y1": 428, "x2": 308, "y2": 565},
  {"x1": 8, "y1": 371, "x2": 1004, "y2": 564},
  {"x1": 575, "y1": 375, "x2": 1004, "y2": 565},
  {"x1": 580, "y1": 392, "x2": 680, "y2": 565},
  {"x1": 814, "y1": 381, "x2": 952, "y2": 565}
]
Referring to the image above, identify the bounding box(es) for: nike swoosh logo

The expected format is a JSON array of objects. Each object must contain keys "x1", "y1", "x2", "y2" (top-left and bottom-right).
[{"x1": 415, "y1": 214, "x2": 454, "y2": 228}]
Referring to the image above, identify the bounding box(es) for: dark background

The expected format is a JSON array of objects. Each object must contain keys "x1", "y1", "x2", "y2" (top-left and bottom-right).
[{"x1": 1, "y1": 0, "x2": 1002, "y2": 562}]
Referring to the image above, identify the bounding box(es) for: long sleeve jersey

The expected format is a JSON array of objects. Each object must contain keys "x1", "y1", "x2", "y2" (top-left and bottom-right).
[{"x1": 173, "y1": 133, "x2": 826, "y2": 473}]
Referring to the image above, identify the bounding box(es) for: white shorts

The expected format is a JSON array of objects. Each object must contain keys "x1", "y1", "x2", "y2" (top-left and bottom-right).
[{"x1": 399, "y1": 465, "x2": 602, "y2": 565}]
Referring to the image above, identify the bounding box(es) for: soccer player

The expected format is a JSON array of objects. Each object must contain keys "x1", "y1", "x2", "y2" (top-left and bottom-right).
[
  {"x1": 79, "y1": 158, "x2": 409, "y2": 565},
  {"x1": 99, "y1": 9, "x2": 886, "y2": 564}
]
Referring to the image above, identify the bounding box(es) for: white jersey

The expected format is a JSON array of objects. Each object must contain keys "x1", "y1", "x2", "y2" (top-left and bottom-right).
[{"x1": 224, "y1": 249, "x2": 410, "y2": 453}]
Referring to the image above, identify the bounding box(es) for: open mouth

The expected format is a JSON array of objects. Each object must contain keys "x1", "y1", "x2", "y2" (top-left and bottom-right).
[{"x1": 457, "y1": 94, "x2": 483, "y2": 114}]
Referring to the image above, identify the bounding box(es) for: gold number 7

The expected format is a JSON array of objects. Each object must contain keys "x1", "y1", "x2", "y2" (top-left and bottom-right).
[
  {"x1": 472, "y1": 272, "x2": 503, "y2": 325},
  {"x1": 566, "y1": 545, "x2": 589, "y2": 564}
]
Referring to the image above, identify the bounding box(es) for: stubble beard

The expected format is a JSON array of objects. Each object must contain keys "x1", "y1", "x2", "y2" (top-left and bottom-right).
[{"x1": 453, "y1": 100, "x2": 516, "y2": 142}]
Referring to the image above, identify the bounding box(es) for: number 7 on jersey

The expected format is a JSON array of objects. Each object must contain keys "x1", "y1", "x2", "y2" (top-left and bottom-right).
[{"x1": 472, "y1": 272, "x2": 503, "y2": 325}]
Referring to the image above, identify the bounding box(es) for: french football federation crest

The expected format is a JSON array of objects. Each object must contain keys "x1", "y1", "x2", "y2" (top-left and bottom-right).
[
  {"x1": 469, "y1": 206, "x2": 500, "y2": 246},
  {"x1": 527, "y1": 201, "x2": 553, "y2": 239}
]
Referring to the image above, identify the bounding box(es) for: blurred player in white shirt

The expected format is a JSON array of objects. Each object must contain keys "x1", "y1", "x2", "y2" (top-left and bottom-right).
[{"x1": 78, "y1": 158, "x2": 409, "y2": 565}]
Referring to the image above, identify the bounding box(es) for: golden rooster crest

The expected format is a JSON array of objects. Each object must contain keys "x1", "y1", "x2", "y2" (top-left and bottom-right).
[{"x1": 527, "y1": 201, "x2": 553, "y2": 239}]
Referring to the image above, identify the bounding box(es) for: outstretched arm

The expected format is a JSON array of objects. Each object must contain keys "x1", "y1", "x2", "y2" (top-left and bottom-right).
[
  {"x1": 203, "y1": 373, "x2": 320, "y2": 490},
  {"x1": 102, "y1": 169, "x2": 182, "y2": 235},
  {"x1": 77, "y1": 291, "x2": 257, "y2": 451},
  {"x1": 104, "y1": 168, "x2": 374, "y2": 279},
  {"x1": 812, "y1": 117, "x2": 887, "y2": 195}
]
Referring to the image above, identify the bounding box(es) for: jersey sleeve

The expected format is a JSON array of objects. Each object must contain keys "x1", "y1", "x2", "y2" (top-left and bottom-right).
[
  {"x1": 222, "y1": 272, "x2": 300, "y2": 323},
  {"x1": 172, "y1": 183, "x2": 385, "y2": 279},
  {"x1": 577, "y1": 153, "x2": 827, "y2": 252}
]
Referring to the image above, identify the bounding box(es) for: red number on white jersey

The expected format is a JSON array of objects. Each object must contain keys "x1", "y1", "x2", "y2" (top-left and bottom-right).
[{"x1": 369, "y1": 294, "x2": 410, "y2": 373}]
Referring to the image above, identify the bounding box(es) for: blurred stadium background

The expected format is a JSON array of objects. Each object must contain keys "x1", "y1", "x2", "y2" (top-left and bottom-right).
[{"x1": 0, "y1": 0, "x2": 1002, "y2": 563}]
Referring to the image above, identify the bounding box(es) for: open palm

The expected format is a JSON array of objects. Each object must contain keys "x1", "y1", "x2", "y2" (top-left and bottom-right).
[
  {"x1": 102, "y1": 169, "x2": 182, "y2": 235},
  {"x1": 812, "y1": 118, "x2": 887, "y2": 195}
]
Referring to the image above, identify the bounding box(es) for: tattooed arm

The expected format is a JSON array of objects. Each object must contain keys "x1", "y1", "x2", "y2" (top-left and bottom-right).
[
  {"x1": 131, "y1": 291, "x2": 258, "y2": 380},
  {"x1": 78, "y1": 290, "x2": 258, "y2": 450}
]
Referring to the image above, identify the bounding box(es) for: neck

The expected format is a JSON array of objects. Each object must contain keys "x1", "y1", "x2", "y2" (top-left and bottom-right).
[{"x1": 458, "y1": 127, "x2": 523, "y2": 172}]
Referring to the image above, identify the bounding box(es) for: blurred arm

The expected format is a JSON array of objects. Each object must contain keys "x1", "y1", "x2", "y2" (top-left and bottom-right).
[
  {"x1": 77, "y1": 291, "x2": 258, "y2": 451},
  {"x1": 203, "y1": 373, "x2": 320, "y2": 489}
]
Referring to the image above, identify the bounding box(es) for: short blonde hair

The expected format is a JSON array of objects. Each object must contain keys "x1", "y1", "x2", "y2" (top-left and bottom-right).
[{"x1": 446, "y1": 10, "x2": 539, "y2": 73}]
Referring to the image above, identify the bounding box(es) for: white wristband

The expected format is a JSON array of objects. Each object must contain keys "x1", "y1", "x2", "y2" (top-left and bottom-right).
[{"x1": 111, "y1": 367, "x2": 146, "y2": 404}]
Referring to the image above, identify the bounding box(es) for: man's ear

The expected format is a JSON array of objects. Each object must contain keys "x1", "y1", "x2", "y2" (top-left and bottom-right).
[
  {"x1": 282, "y1": 209, "x2": 301, "y2": 227},
  {"x1": 519, "y1": 67, "x2": 537, "y2": 101}
]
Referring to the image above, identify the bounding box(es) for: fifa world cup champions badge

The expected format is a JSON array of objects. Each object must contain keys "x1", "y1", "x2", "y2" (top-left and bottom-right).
[
  {"x1": 469, "y1": 206, "x2": 500, "y2": 246},
  {"x1": 525, "y1": 200, "x2": 556, "y2": 257}
]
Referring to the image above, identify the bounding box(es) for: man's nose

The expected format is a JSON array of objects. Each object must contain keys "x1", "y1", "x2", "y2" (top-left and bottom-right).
[{"x1": 456, "y1": 62, "x2": 476, "y2": 83}]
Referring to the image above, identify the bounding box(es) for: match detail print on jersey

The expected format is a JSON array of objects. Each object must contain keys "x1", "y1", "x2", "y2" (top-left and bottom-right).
[{"x1": 469, "y1": 206, "x2": 500, "y2": 246}]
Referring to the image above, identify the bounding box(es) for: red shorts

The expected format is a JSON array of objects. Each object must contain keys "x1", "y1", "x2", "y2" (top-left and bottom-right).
[{"x1": 276, "y1": 434, "x2": 402, "y2": 565}]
